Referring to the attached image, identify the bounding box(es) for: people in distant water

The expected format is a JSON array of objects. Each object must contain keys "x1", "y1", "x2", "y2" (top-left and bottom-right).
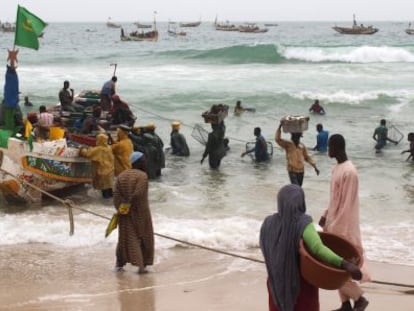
[
  {"x1": 114, "y1": 151, "x2": 154, "y2": 274},
  {"x1": 309, "y1": 99, "x2": 325, "y2": 115},
  {"x1": 260, "y1": 184, "x2": 362, "y2": 311},
  {"x1": 313, "y1": 123, "x2": 329, "y2": 152},
  {"x1": 59, "y1": 80, "x2": 83, "y2": 112},
  {"x1": 110, "y1": 94, "x2": 136, "y2": 127},
  {"x1": 201, "y1": 122, "x2": 226, "y2": 169},
  {"x1": 234, "y1": 100, "x2": 245, "y2": 114},
  {"x1": 234, "y1": 100, "x2": 255, "y2": 115},
  {"x1": 275, "y1": 122, "x2": 319, "y2": 186},
  {"x1": 241, "y1": 127, "x2": 269, "y2": 162},
  {"x1": 112, "y1": 125, "x2": 133, "y2": 177},
  {"x1": 372, "y1": 119, "x2": 398, "y2": 153},
  {"x1": 170, "y1": 121, "x2": 190, "y2": 156},
  {"x1": 35, "y1": 105, "x2": 54, "y2": 140},
  {"x1": 401, "y1": 132, "x2": 414, "y2": 161},
  {"x1": 100, "y1": 76, "x2": 117, "y2": 111},
  {"x1": 24, "y1": 96, "x2": 33, "y2": 107},
  {"x1": 79, "y1": 133, "x2": 114, "y2": 199}
]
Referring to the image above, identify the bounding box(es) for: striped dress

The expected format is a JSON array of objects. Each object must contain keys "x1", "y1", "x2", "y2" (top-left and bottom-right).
[{"x1": 114, "y1": 169, "x2": 154, "y2": 268}]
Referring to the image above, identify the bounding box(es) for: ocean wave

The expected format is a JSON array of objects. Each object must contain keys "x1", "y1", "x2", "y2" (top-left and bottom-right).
[
  {"x1": 282, "y1": 45, "x2": 414, "y2": 63},
  {"x1": 156, "y1": 44, "x2": 414, "y2": 65},
  {"x1": 157, "y1": 44, "x2": 283, "y2": 64}
]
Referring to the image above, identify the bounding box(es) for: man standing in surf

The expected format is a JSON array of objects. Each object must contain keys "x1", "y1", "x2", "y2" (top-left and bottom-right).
[{"x1": 319, "y1": 134, "x2": 370, "y2": 311}]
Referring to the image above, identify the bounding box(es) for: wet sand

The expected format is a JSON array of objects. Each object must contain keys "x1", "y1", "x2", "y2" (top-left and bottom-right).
[{"x1": 0, "y1": 244, "x2": 413, "y2": 310}]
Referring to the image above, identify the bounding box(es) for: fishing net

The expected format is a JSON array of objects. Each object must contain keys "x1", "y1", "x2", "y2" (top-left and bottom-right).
[
  {"x1": 388, "y1": 124, "x2": 404, "y2": 143},
  {"x1": 191, "y1": 124, "x2": 208, "y2": 146}
]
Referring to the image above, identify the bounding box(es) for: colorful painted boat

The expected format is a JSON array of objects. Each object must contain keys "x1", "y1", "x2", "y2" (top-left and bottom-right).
[{"x1": 0, "y1": 132, "x2": 91, "y2": 205}]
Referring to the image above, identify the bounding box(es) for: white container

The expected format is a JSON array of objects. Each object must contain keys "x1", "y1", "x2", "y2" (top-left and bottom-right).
[{"x1": 281, "y1": 116, "x2": 309, "y2": 133}]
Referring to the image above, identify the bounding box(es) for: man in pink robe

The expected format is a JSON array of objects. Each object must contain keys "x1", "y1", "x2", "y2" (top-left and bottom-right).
[{"x1": 319, "y1": 134, "x2": 369, "y2": 311}]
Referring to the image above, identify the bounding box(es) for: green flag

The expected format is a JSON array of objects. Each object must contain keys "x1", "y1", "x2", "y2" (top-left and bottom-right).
[{"x1": 14, "y1": 5, "x2": 47, "y2": 50}]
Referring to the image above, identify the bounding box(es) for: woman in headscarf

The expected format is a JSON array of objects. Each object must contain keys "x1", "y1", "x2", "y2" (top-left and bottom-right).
[
  {"x1": 260, "y1": 184, "x2": 362, "y2": 311},
  {"x1": 79, "y1": 133, "x2": 114, "y2": 198},
  {"x1": 114, "y1": 151, "x2": 154, "y2": 274}
]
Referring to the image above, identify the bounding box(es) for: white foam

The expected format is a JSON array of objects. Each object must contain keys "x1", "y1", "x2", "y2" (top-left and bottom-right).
[{"x1": 282, "y1": 45, "x2": 414, "y2": 63}]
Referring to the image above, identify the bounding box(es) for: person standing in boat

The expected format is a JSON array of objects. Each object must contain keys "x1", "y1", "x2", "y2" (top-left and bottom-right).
[
  {"x1": 35, "y1": 105, "x2": 54, "y2": 140},
  {"x1": 100, "y1": 76, "x2": 117, "y2": 111},
  {"x1": 109, "y1": 94, "x2": 136, "y2": 127}
]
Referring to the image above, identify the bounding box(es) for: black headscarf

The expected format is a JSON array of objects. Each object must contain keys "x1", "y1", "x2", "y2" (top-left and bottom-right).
[{"x1": 259, "y1": 184, "x2": 313, "y2": 311}]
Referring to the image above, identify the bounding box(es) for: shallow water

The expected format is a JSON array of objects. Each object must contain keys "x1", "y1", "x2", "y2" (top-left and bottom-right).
[{"x1": 1, "y1": 21, "x2": 414, "y2": 265}]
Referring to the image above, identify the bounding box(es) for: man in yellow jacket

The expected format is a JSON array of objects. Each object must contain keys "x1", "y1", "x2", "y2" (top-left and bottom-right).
[
  {"x1": 112, "y1": 125, "x2": 133, "y2": 177},
  {"x1": 80, "y1": 133, "x2": 114, "y2": 198}
]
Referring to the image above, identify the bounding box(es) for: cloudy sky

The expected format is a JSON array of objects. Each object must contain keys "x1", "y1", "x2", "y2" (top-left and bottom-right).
[{"x1": 2, "y1": 0, "x2": 414, "y2": 23}]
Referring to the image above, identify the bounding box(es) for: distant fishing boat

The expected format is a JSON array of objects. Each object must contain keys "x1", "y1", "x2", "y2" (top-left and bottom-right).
[
  {"x1": 179, "y1": 21, "x2": 201, "y2": 27},
  {"x1": 264, "y1": 23, "x2": 278, "y2": 27},
  {"x1": 120, "y1": 13, "x2": 158, "y2": 42},
  {"x1": 238, "y1": 24, "x2": 268, "y2": 33},
  {"x1": 332, "y1": 14, "x2": 378, "y2": 35},
  {"x1": 0, "y1": 21, "x2": 16, "y2": 33},
  {"x1": 106, "y1": 17, "x2": 121, "y2": 28},
  {"x1": 134, "y1": 22, "x2": 152, "y2": 29},
  {"x1": 405, "y1": 22, "x2": 414, "y2": 35},
  {"x1": 168, "y1": 22, "x2": 187, "y2": 37}
]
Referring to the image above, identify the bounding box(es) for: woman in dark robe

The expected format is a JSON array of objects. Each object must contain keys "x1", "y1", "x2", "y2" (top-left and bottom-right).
[{"x1": 113, "y1": 151, "x2": 154, "y2": 273}]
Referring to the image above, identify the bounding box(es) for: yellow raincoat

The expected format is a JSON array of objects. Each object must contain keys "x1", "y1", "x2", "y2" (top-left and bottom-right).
[
  {"x1": 79, "y1": 134, "x2": 114, "y2": 190},
  {"x1": 112, "y1": 128, "x2": 133, "y2": 176}
]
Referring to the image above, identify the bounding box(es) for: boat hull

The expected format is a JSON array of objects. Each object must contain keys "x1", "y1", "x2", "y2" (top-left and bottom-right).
[
  {"x1": 0, "y1": 135, "x2": 91, "y2": 205},
  {"x1": 332, "y1": 26, "x2": 378, "y2": 35}
]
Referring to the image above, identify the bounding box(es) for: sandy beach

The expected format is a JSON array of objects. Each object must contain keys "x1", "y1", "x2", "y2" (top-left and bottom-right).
[{"x1": 0, "y1": 243, "x2": 413, "y2": 311}]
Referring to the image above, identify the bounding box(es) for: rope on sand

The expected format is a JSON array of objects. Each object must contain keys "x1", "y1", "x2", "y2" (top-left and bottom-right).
[{"x1": 1, "y1": 166, "x2": 413, "y2": 290}]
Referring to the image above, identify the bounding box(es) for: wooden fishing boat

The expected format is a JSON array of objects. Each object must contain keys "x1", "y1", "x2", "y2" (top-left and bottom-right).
[
  {"x1": 214, "y1": 16, "x2": 239, "y2": 31},
  {"x1": 134, "y1": 22, "x2": 152, "y2": 28},
  {"x1": 179, "y1": 21, "x2": 201, "y2": 27},
  {"x1": 106, "y1": 17, "x2": 121, "y2": 28},
  {"x1": 120, "y1": 14, "x2": 158, "y2": 42},
  {"x1": 332, "y1": 15, "x2": 378, "y2": 35},
  {"x1": 0, "y1": 22, "x2": 16, "y2": 33},
  {"x1": 121, "y1": 28, "x2": 159, "y2": 41},
  {"x1": 167, "y1": 22, "x2": 187, "y2": 37},
  {"x1": 405, "y1": 23, "x2": 414, "y2": 34},
  {"x1": 238, "y1": 24, "x2": 268, "y2": 33},
  {"x1": 0, "y1": 134, "x2": 92, "y2": 205}
]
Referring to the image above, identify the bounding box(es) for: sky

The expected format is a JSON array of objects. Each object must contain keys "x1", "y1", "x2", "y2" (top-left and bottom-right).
[{"x1": 2, "y1": 0, "x2": 414, "y2": 23}]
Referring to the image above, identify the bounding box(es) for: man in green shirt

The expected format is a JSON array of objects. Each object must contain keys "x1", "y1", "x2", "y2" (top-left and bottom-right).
[{"x1": 372, "y1": 119, "x2": 398, "y2": 153}]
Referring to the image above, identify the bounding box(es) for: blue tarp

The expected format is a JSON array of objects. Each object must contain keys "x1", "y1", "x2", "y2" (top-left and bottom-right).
[{"x1": 3, "y1": 65, "x2": 19, "y2": 108}]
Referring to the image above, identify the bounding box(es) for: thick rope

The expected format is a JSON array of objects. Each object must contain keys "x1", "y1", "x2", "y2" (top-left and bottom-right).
[{"x1": 0, "y1": 166, "x2": 413, "y2": 290}]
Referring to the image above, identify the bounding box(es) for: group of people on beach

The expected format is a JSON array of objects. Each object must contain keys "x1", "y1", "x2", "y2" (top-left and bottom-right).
[{"x1": 0, "y1": 48, "x2": 404, "y2": 310}]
